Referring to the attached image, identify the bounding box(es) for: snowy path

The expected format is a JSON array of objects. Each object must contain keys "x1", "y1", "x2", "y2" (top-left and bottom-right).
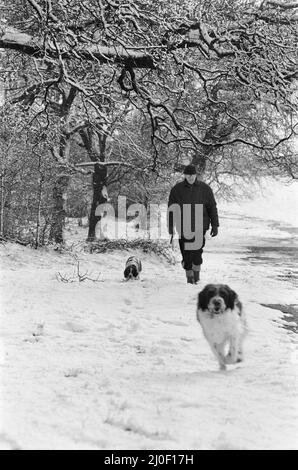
[{"x1": 0, "y1": 213, "x2": 298, "y2": 450}]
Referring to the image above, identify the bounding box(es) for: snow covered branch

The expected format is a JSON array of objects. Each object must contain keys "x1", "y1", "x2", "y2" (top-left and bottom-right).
[
  {"x1": 0, "y1": 28, "x2": 155, "y2": 68},
  {"x1": 75, "y1": 161, "x2": 149, "y2": 172},
  {"x1": 263, "y1": 1, "x2": 298, "y2": 9}
]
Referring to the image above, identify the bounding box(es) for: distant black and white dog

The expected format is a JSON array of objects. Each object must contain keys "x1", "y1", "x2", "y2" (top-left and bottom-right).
[
  {"x1": 197, "y1": 284, "x2": 247, "y2": 370},
  {"x1": 123, "y1": 256, "x2": 142, "y2": 281}
]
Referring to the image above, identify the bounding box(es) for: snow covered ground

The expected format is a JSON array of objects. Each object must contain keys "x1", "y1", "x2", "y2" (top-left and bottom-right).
[{"x1": 0, "y1": 180, "x2": 298, "y2": 450}]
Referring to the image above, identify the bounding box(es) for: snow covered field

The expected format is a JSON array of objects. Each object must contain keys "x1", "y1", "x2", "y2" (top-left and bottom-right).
[{"x1": 0, "y1": 180, "x2": 298, "y2": 450}]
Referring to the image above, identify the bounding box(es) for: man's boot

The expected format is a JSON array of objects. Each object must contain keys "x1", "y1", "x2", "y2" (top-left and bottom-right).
[
  {"x1": 186, "y1": 270, "x2": 194, "y2": 284},
  {"x1": 193, "y1": 265, "x2": 201, "y2": 284}
]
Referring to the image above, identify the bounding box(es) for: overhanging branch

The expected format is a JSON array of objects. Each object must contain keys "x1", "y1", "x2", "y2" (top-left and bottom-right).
[
  {"x1": 76, "y1": 161, "x2": 150, "y2": 173},
  {"x1": 0, "y1": 29, "x2": 155, "y2": 68}
]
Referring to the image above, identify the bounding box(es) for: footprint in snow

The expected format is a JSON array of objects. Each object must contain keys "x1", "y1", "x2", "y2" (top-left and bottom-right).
[
  {"x1": 23, "y1": 324, "x2": 45, "y2": 343},
  {"x1": 135, "y1": 345, "x2": 146, "y2": 354},
  {"x1": 121, "y1": 307, "x2": 130, "y2": 314},
  {"x1": 180, "y1": 336, "x2": 193, "y2": 342},
  {"x1": 64, "y1": 368, "x2": 84, "y2": 378},
  {"x1": 159, "y1": 319, "x2": 188, "y2": 327},
  {"x1": 64, "y1": 322, "x2": 87, "y2": 333}
]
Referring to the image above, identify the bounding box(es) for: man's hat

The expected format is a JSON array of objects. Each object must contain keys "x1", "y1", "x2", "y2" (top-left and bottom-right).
[{"x1": 183, "y1": 164, "x2": 197, "y2": 175}]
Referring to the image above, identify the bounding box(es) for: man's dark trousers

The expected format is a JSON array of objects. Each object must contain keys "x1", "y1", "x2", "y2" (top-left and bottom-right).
[{"x1": 178, "y1": 231, "x2": 206, "y2": 270}]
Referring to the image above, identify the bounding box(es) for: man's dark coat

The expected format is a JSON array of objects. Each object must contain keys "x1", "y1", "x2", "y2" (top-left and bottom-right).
[{"x1": 167, "y1": 178, "x2": 219, "y2": 236}]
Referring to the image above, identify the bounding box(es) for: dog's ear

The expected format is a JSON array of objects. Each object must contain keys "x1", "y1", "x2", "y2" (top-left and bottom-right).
[
  {"x1": 225, "y1": 285, "x2": 237, "y2": 309},
  {"x1": 198, "y1": 286, "x2": 210, "y2": 310},
  {"x1": 132, "y1": 265, "x2": 138, "y2": 278},
  {"x1": 236, "y1": 300, "x2": 243, "y2": 317},
  {"x1": 124, "y1": 266, "x2": 130, "y2": 278}
]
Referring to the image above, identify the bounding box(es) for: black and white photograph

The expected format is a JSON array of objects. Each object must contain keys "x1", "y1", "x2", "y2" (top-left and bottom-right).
[{"x1": 0, "y1": 0, "x2": 297, "y2": 451}]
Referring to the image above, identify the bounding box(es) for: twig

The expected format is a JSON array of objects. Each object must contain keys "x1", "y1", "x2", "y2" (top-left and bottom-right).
[{"x1": 56, "y1": 257, "x2": 104, "y2": 283}]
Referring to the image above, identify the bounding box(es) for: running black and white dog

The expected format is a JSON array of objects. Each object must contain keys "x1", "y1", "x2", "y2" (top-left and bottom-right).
[
  {"x1": 123, "y1": 256, "x2": 142, "y2": 281},
  {"x1": 197, "y1": 284, "x2": 247, "y2": 370}
]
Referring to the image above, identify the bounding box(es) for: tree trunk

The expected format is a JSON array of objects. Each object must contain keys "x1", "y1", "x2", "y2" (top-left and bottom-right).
[
  {"x1": 49, "y1": 174, "x2": 70, "y2": 244},
  {"x1": 35, "y1": 182, "x2": 42, "y2": 248},
  {"x1": 79, "y1": 127, "x2": 108, "y2": 242},
  {"x1": 87, "y1": 164, "x2": 107, "y2": 241},
  {"x1": 35, "y1": 156, "x2": 44, "y2": 248},
  {"x1": 192, "y1": 135, "x2": 215, "y2": 176},
  {"x1": 49, "y1": 86, "x2": 77, "y2": 244},
  {"x1": 192, "y1": 146, "x2": 209, "y2": 175},
  {"x1": 0, "y1": 173, "x2": 4, "y2": 236}
]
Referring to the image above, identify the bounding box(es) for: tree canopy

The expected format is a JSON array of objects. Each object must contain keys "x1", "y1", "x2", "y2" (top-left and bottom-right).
[{"x1": 1, "y1": 0, "x2": 297, "y2": 173}]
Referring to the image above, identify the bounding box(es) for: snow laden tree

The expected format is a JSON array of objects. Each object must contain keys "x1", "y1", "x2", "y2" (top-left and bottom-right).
[
  {"x1": 0, "y1": 0, "x2": 297, "y2": 243},
  {"x1": 0, "y1": 104, "x2": 55, "y2": 244}
]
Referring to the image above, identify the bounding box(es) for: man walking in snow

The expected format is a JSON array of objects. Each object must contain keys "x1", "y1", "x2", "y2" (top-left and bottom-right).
[{"x1": 167, "y1": 164, "x2": 219, "y2": 284}]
